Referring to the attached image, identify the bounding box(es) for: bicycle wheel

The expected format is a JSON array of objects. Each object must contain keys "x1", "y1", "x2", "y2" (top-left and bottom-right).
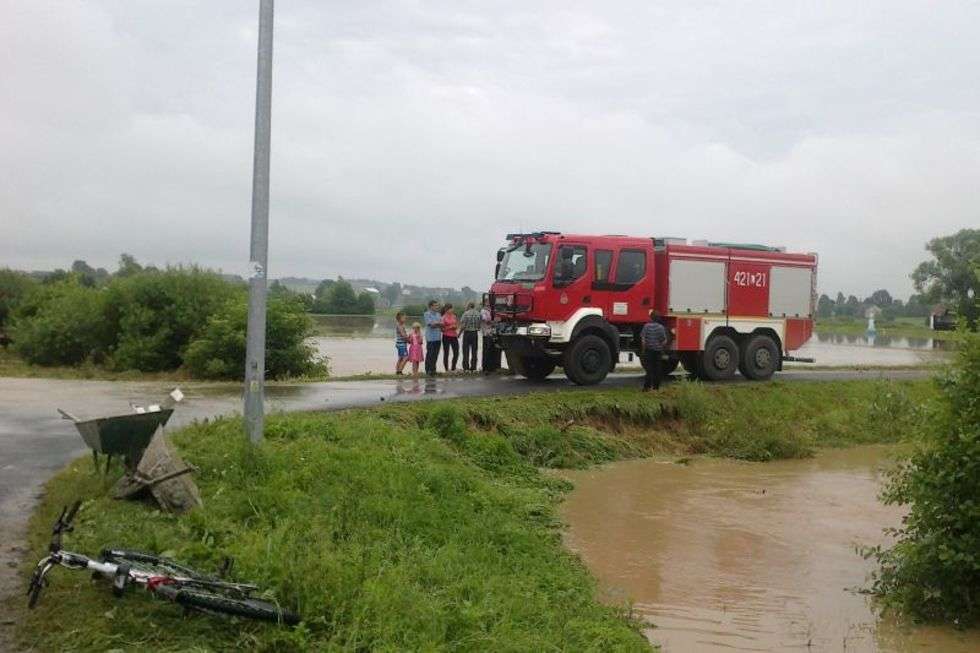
[{"x1": 171, "y1": 588, "x2": 300, "y2": 625}]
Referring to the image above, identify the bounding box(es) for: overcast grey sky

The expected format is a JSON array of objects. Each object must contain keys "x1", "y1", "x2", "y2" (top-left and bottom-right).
[{"x1": 2, "y1": 1, "x2": 978, "y2": 297}]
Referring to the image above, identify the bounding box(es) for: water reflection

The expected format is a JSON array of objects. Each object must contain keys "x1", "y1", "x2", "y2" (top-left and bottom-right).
[
  {"x1": 392, "y1": 377, "x2": 440, "y2": 395},
  {"x1": 814, "y1": 331, "x2": 956, "y2": 351},
  {"x1": 309, "y1": 314, "x2": 389, "y2": 338}
]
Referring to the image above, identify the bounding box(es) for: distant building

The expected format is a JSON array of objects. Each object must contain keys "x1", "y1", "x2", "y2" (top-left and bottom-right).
[{"x1": 930, "y1": 304, "x2": 956, "y2": 331}]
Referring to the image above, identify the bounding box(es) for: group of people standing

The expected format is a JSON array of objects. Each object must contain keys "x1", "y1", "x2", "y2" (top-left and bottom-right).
[
  {"x1": 394, "y1": 302, "x2": 670, "y2": 389},
  {"x1": 395, "y1": 300, "x2": 500, "y2": 378}
]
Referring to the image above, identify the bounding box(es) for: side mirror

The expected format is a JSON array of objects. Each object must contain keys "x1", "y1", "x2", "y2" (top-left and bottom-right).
[
  {"x1": 494, "y1": 263, "x2": 501, "y2": 279},
  {"x1": 496, "y1": 249, "x2": 506, "y2": 262}
]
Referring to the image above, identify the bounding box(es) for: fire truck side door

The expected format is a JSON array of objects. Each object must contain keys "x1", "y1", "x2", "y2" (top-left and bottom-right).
[
  {"x1": 552, "y1": 244, "x2": 590, "y2": 319},
  {"x1": 609, "y1": 248, "x2": 652, "y2": 323},
  {"x1": 589, "y1": 249, "x2": 615, "y2": 318}
]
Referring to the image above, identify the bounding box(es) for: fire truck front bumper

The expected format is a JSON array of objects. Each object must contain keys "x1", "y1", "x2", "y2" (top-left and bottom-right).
[
  {"x1": 494, "y1": 322, "x2": 554, "y2": 354},
  {"x1": 495, "y1": 322, "x2": 551, "y2": 338}
]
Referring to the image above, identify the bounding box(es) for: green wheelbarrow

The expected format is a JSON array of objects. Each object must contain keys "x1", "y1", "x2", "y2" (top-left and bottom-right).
[{"x1": 59, "y1": 408, "x2": 174, "y2": 475}]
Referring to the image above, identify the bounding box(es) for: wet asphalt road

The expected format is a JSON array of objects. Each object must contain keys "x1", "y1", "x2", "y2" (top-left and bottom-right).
[{"x1": 0, "y1": 368, "x2": 927, "y2": 632}]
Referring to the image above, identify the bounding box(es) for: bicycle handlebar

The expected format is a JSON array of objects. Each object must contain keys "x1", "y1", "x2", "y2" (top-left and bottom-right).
[{"x1": 49, "y1": 500, "x2": 82, "y2": 553}]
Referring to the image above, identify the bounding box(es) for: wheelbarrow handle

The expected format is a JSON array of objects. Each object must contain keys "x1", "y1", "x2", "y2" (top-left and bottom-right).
[{"x1": 57, "y1": 409, "x2": 80, "y2": 422}]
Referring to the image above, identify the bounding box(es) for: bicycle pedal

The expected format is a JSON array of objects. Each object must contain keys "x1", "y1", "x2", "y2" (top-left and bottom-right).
[{"x1": 112, "y1": 563, "x2": 131, "y2": 597}]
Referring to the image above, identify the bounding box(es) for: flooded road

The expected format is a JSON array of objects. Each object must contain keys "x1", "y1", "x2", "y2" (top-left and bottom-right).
[
  {"x1": 561, "y1": 446, "x2": 979, "y2": 652},
  {"x1": 787, "y1": 332, "x2": 953, "y2": 369},
  {"x1": 309, "y1": 316, "x2": 951, "y2": 375}
]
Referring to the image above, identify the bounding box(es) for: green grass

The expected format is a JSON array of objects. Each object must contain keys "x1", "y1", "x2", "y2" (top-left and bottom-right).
[{"x1": 10, "y1": 379, "x2": 936, "y2": 651}]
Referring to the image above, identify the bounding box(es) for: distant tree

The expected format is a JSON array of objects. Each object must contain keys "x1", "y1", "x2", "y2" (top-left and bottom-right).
[
  {"x1": 845, "y1": 295, "x2": 860, "y2": 317},
  {"x1": 42, "y1": 269, "x2": 71, "y2": 285},
  {"x1": 905, "y1": 293, "x2": 931, "y2": 318},
  {"x1": 384, "y1": 282, "x2": 402, "y2": 307},
  {"x1": 270, "y1": 280, "x2": 313, "y2": 311},
  {"x1": 314, "y1": 279, "x2": 335, "y2": 301},
  {"x1": 312, "y1": 279, "x2": 364, "y2": 314},
  {"x1": 116, "y1": 253, "x2": 144, "y2": 277},
  {"x1": 70, "y1": 260, "x2": 100, "y2": 287},
  {"x1": 911, "y1": 229, "x2": 980, "y2": 328},
  {"x1": 867, "y1": 289, "x2": 894, "y2": 307},
  {"x1": 400, "y1": 303, "x2": 426, "y2": 317},
  {"x1": 355, "y1": 292, "x2": 376, "y2": 315},
  {"x1": 816, "y1": 294, "x2": 835, "y2": 318}
]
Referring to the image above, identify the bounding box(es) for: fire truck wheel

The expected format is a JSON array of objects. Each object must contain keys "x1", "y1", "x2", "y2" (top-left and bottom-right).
[
  {"x1": 563, "y1": 335, "x2": 612, "y2": 385},
  {"x1": 701, "y1": 335, "x2": 738, "y2": 381},
  {"x1": 513, "y1": 355, "x2": 557, "y2": 381},
  {"x1": 739, "y1": 335, "x2": 780, "y2": 381}
]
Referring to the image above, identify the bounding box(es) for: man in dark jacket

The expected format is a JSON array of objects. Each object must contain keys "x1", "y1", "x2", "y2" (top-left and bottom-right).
[{"x1": 640, "y1": 310, "x2": 668, "y2": 390}]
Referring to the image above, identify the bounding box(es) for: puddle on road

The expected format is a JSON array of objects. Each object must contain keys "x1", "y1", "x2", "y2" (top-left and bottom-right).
[{"x1": 560, "y1": 446, "x2": 979, "y2": 652}]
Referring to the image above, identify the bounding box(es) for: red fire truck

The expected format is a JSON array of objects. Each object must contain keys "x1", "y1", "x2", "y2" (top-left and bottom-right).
[{"x1": 490, "y1": 232, "x2": 817, "y2": 385}]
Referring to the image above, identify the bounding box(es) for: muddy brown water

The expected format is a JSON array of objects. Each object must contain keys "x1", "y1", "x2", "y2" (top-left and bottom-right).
[{"x1": 560, "y1": 446, "x2": 979, "y2": 652}]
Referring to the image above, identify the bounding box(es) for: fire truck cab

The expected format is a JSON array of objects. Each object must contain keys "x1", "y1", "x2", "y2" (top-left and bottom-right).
[{"x1": 490, "y1": 232, "x2": 817, "y2": 385}]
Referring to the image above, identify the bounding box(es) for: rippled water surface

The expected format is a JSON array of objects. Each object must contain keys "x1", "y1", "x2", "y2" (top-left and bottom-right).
[{"x1": 560, "y1": 446, "x2": 979, "y2": 652}]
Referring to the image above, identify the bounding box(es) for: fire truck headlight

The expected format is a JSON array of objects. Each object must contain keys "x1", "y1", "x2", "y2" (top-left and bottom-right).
[{"x1": 528, "y1": 324, "x2": 552, "y2": 337}]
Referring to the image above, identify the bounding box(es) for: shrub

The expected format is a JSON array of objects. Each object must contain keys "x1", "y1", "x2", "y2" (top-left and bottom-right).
[
  {"x1": 0, "y1": 268, "x2": 36, "y2": 330},
  {"x1": 102, "y1": 268, "x2": 239, "y2": 371},
  {"x1": 671, "y1": 379, "x2": 713, "y2": 424},
  {"x1": 10, "y1": 281, "x2": 106, "y2": 365},
  {"x1": 864, "y1": 380, "x2": 927, "y2": 441},
  {"x1": 183, "y1": 296, "x2": 326, "y2": 380},
  {"x1": 867, "y1": 331, "x2": 980, "y2": 624}
]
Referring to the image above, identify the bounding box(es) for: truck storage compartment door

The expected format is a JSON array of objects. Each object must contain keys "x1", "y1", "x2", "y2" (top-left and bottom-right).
[
  {"x1": 668, "y1": 259, "x2": 726, "y2": 314},
  {"x1": 769, "y1": 266, "x2": 813, "y2": 318}
]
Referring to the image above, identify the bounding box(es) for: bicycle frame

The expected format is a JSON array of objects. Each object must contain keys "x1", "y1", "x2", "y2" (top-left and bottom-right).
[
  {"x1": 31, "y1": 550, "x2": 258, "y2": 599},
  {"x1": 28, "y1": 501, "x2": 300, "y2": 626}
]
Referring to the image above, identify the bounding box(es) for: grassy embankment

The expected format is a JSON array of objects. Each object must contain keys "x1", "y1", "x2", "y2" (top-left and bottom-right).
[
  {"x1": 815, "y1": 316, "x2": 964, "y2": 341},
  {"x1": 11, "y1": 379, "x2": 934, "y2": 651}
]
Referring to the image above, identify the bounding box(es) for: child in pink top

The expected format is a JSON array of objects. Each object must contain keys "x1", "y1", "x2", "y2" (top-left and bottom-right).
[{"x1": 407, "y1": 323, "x2": 425, "y2": 378}]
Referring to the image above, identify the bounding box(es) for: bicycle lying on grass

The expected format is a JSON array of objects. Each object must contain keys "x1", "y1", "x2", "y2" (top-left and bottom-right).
[{"x1": 28, "y1": 501, "x2": 300, "y2": 625}]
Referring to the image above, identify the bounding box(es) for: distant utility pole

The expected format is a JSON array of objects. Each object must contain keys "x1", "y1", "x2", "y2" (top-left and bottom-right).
[{"x1": 244, "y1": 0, "x2": 274, "y2": 444}]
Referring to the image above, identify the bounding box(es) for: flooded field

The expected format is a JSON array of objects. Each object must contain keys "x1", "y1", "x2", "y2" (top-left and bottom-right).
[
  {"x1": 560, "y1": 446, "x2": 979, "y2": 652},
  {"x1": 308, "y1": 315, "x2": 951, "y2": 376}
]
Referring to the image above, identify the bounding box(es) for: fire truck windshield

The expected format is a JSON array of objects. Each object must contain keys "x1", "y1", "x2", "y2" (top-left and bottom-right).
[{"x1": 496, "y1": 243, "x2": 553, "y2": 282}]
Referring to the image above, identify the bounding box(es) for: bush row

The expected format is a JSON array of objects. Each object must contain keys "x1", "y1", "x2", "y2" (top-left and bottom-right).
[{"x1": 8, "y1": 269, "x2": 326, "y2": 380}]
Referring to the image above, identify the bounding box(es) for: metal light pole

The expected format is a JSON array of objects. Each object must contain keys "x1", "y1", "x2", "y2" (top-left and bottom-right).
[{"x1": 244, "y1": 0, "x2": 274, "y2": 444}]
